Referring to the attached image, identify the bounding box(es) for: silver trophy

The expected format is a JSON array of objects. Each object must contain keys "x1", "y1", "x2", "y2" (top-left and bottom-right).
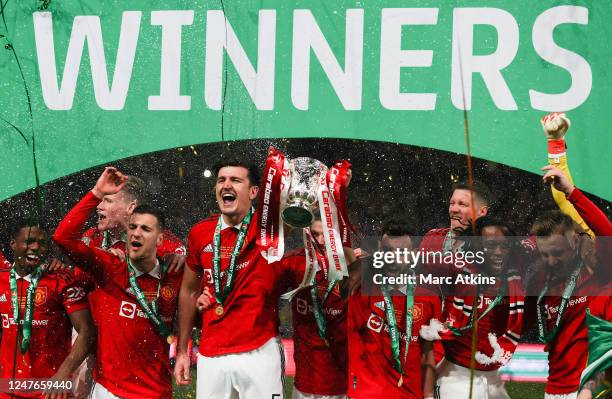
[{"x1": 282, "y1": 157, "x2": 328, "y2": 228}]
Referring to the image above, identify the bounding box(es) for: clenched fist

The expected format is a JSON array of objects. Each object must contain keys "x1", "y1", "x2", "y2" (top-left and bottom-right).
[{"x1": 541, "y1": 112, "x2": 571, "y2": 140}]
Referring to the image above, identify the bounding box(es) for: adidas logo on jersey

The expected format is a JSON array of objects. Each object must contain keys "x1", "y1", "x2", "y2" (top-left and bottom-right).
[
  {"x1": 203, "y1": 244, "x2": 213, "y2": 253},
  {"x1": 374, "y1": 300, "x2": 385, "y2": 311},
  {"x1": 0, "y1": 293, "x2": 7, "y2": 302}
]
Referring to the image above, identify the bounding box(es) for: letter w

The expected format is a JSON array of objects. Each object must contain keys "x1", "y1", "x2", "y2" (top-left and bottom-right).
[{"x1": 33, "y1": 11, "x2": 141, "y2": 110}]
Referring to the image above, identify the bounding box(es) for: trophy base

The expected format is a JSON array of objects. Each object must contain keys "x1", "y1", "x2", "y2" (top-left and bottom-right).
[{"x1": 282, "y1": 206, "x2": 314, "y2": 228}]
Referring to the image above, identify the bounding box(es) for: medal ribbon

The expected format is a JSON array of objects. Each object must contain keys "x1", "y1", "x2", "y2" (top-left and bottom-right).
[
  {"x1": 281, "y1": 228, "x2": 321, "y2": 300},
  {"x1": 537, "y1": 263, "x2": 581, "y2": 344},
  {"x1": 453, "y1": 281, "x2": 505, "y2": 334},
  {"x1": 9, "y1": 265, "x2": 45, "y2": 354},
  {"x1": 213, "y1": 209, "x2": 253, "y2": 305},
  {"x1": 126, "y1": 258, "x2": 170, "y2": 338},
  {"x1": 310, "y1": 280, "x2": 337, "y2": 343},
  {"x1": 381, "y1": 283, "x2": 415, "y2": 378}
]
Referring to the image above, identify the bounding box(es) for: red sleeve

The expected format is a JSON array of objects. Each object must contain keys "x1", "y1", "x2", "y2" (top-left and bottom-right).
[
  {"x1": 186, "y1": 226, "x2": 203, "y2": 273},
  {"x1": 567, "y1": 188, "x2": 612, "y2": 236},
  {"x1": 158, "y1": 230, "x2": 186, "y2": 258},
  {"x1": 276, "y1": 252, "x2": 306, "y2": 293},
  {"x1": 53, "y1": 191, "x2": 120, "y2": 285},
  {"x1": 57, "y1": 270, "x2": 89, "y2": 314},
  {"x1": 0, "y1": 250, "x2": 9, "y2": 270}
]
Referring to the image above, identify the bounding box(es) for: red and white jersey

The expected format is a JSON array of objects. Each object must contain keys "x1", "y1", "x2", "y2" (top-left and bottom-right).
[
  {"x1": 443, "y1": 291, "x2": 513, "y2": 371},
  {"x1": 0, "y1": 268, "x2": 88, "y2": 399},
  {"x1": 81, "y1": 226, "x2": 185, "y2": 257},
  {"x1": 187, "y1": 213, "x2": 304, "y2": 357},
  {"x1": 0, "y1": 251, "x2": 9, "y2": 270},
  {"x1": 288, "y1": 250, "x2": 347, "y2": 396},
  {"x1": 535, "y1": 268, "x2": 595, "y2": 395},
  {"x1": 347, "y1": 286, "x2": 441, "y2": 399},
  {"x1": 54, "y1": 191, "x2": 183, "y2": 399}
]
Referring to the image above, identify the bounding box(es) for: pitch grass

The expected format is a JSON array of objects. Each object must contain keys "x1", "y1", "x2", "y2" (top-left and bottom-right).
[{"x1": 174, "y1": 373, "x2": 546, "y2": 398}]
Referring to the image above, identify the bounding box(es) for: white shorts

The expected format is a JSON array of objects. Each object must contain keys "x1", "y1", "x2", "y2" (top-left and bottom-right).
[
  {"x1": 544, "y1": 393, "x2": 577, "y2": 399},
  {"x1": 91, "y1": 383, "x2": 123, "y2": 399},
  {"x1": 197, "y1": 337, "x2": 285, "y2": 399},
  {"x1": 435, "y1": 358, "x2": 510, "y2": 399},
  {"x1": 291, "y1": 387, "x2": 345, "y2": 399}
]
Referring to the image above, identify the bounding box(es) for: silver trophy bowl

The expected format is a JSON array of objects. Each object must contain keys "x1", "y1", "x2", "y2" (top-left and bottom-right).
[{"x1": 282, "y1": 157, "x2": 328, "y2": 228}]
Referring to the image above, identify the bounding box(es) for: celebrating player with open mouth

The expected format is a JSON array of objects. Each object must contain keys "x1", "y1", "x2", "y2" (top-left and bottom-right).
[
  {"x1": 54, "y1": 167, "x2": 184, "y2": 399},
  {"x1": 0, "y1": 222, "x2": 94, "y2": 399}
]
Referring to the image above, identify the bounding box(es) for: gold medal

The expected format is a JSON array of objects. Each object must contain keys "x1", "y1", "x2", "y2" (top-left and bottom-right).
[
  {"x1": 397, "y1": 376, "x2": 403, "y2": 387},
  {"x1": 215, "y1": 305, "x2": 224, "y2": 316},
  {"x1": 166, "y1": 334, "x2": 175, "y2": 344}
]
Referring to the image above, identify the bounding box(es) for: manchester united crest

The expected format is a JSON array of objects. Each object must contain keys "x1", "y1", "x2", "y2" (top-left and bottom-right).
[
  {"x1": 408, "y1": 303, "x2": 423, "y2": 322},
  {"x1": 160, "y1": 285, "x2": 176, "y2": 301},
  {"x1": 34, "y1": 287, "x2": 47, "y2": 306}
]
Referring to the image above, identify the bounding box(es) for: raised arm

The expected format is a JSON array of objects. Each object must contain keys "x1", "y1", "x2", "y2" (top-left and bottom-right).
[
  {"x1": 542, "y1": 166, "x2": 612, "y2": 236},
  {"x1": 541, "y1": 112, "x2": 594, "y2": 237},
  {"x1": 53, "y1": 167, "x2": 128, "y2": 275}
]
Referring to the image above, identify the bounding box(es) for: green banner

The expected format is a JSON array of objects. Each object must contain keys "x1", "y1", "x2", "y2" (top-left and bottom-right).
[{"x1": 1, "y1": 1, "x2": 609, "y2": 201}]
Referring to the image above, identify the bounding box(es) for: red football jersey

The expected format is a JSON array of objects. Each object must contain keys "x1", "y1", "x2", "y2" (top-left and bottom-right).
[
  {"x1": 288, "y1": 250, "x2": 347, "y2": 396},
  {"x1": 0, "y1": 268, "x2": 88, "y2": 399},
  {"x1": 187, "y1": 213, "x2": 304, "y2": 356},
  {"x1": 0, "y1": 251, "x2": 9, "y2": 270},
  {"x1": 347, "y1": 286, "x2": 441, "y2": 399},
  {"x1": 419, "y1": 227, "x2": 458, "y2": 364},
  {"x1": 54, "y1": 191, "x2": 183, "y2": 399},
  {"x1": 443, "y1": 291, "x2": 513, "y2": 371},
  {"x1": 537, "y1": 268, "x2": 594, "y2": 395}
]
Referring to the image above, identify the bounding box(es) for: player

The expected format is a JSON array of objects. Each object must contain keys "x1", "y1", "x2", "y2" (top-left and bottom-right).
[
  {"x1": 81, "y1": 174, "x2": 185, "y2": 262},
  {"x1": 0, "y1": 250, "x2": 9, "y2": 270},
  {"x1": 175, "y1": 159, "x2": 355, "y2": 398},
  {"x1": 530, "y1": 165, "x2": 612, "y2": 398},
  {"x1": 289, "y1": 219, "x2": 347, "y2": 399},
  {"x1": 53, "y1": 167, "x2": 184, "y2": 399},
  {"x1": 348, "y1": 220, "x2": 439, "y2": 399},
  {"x1": 419, "y1": 180, "x2": 492, "y2": 362},
  {"x1": 0, "y1": 222, "x2": 94, "y2": 399},
  {"x1": 423, "y1": 216, "x2": 526, "y2": 399}
]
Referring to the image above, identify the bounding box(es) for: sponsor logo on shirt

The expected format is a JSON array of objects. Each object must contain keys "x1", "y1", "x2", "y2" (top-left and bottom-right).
[
  {"x1": 203, "y1": 244, "x2": 213, "y2": 253},
  {"x1": 203, "y1": 269, "x2": 213, "y2": 284},
  {"x1": 34, "y1": 287, "x2": 47, "y2": 306},
  {"x1": 543, "y1": 296, "x2": 587, "y2": 320},
  {"x1": 119, "y1": 301, "x2": 137, "y2": 319},
  {"x1": 367, "y1": 314, "x2": 384, "y2": 333},
  {"x1": 0, "y1": 293, "x2": 7, "y2": 302},
  {"x1": 1, "y1": 314, "x2": 48, "y2": 327},
  {"x1": 296, "y1": 298, "x2": 308, "y2": 315},
  {"x1": 373, "y1": 300, "x2": 385, "y2": 311}
]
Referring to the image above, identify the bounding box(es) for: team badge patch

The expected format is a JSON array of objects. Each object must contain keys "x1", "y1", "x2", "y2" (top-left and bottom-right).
[
  {"x1": 409, "y1": 303, "x2": 423, "y2": 321},
  {"x1": 160, "y1": 285, "x2": 176, "y2": 301},
  {"x1": 34, "y1": 287, "x2": 47, "y2": 306},
  {"x1": 367, "y1": 314, "x2": 384, "y2": 333}
]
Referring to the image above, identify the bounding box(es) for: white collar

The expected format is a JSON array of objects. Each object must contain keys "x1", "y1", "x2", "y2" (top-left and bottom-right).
[
  {"x1": 12, "y1": 263, "x2": 42, "y2": 283},
  {"x1": 131, "y1": 260, "x2": 161, "y2": 279},
  {"x1": 15, "y1": 273, "x2": 34, "y2": 283}
]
